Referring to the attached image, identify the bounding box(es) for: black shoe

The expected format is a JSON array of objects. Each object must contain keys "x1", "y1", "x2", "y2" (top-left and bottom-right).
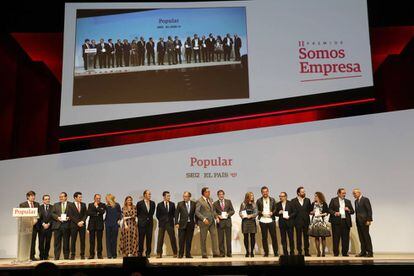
[
  {"x1": 202, "y1": 255, "x2": 208, "y2": 259},
  {"x1": 298, "y1": 252, "x2": 303, "y2": 256},
  {"x1": 356, "y1": 253, "x2": 366, "y2": 257},
  {"x1": 263, "y1": 254, "x2": 269, "y2": 257},
  {"x1": 178, "y1": 255, "x2": 183, "y2": 259},
  {"x1": 30, "y1": 257, "x2": 38, "y2": 261},
  {"x1": 219, "y1": 254, "x2": 225, "y2": 258},
  {"x1": 185, "y1": 255, "x2": 193, "y2": 259},
  {"x1": 227, "y1": 254, "x2": 232, "y2": 257},
  {"x1": 70, "y1": 256, "x2": 75, "y2": 260},
  {"x1": 97, "y1": 255, "x2": 103, "y2": 259},
  {"x1": 322, "y1": 253, "x2": 325, "y2": 257},
  {"x1": 305, "y1": 252, "x2": 311, "y2": 257},
  {"x1": 245, "y1": 253, "x2": 249, "y2": 257},
  {"x1": 274, "y1": 253, "x2": 279, "y2": 257},
  {"x1": 213, "y1": 255, "x2": 221, "y2": 258},
  {"x1": 145, "y1": 254, "x2": 151, "y2": 258},
  {"x1": 88, "y1": 256, "x2": 94, "y2": 259},
  {"x1": 250, "y1": 253, "x2": 254, "y2": 257},
  {"x1": 342, "y1": 254, "x2": 349, "y2": 257},
  {"x1": 365, "y1": 254, "x2": 374, "y2": 258},
  {"x1": 80, "y1": 256, "x2": 85, "y2": 260}
]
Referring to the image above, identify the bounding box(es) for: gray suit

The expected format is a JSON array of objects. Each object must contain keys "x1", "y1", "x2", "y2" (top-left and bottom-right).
[
  {"x1": 213, "y1": 199, "x2": 235, "y2": 256},
  {"x1": 195, "y1": 197, "x2": 219, "y2": 257}
]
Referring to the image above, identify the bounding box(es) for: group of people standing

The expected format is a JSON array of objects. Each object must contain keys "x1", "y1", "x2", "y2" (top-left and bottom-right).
[
  {"x1": 81, "y1": 33, "x2": 243, "y2": 70},
  {"x1": 20, "y1": 185, "x2": 373, "y2": 261}
]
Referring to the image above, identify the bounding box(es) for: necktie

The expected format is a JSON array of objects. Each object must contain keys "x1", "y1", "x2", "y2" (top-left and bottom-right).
[
  {"x1": 77, "y1": 202, "x2": 80, "y2": 212},
  {"x1": 62, "y1": 203, "x2": 65, "y2": 213},
  {"x1": 165, "y1": 202, "x2": 169, "y2": 212},
  {"x1": 45, "y1": 205, "x2": 48, "y2": 213},
  {"x1": 29, "y1": 202, "x2": 33, "y2": 208},
  {"x1": 221, "y1": 200, "x2": 225, "y2": 211}
]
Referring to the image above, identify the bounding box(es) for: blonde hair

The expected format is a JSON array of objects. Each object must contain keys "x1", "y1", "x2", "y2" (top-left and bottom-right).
[
  {"x1": 244, "y1": 192, "x2": 254, "y2": 204},
  {"x1": 106, "y1": 194, "x2": 116, "y2": 207}
]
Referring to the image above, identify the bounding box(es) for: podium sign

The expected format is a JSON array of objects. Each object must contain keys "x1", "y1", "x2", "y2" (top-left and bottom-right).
[{"x1": 13, "y1": 208, "x2": 38, "y2": 262}]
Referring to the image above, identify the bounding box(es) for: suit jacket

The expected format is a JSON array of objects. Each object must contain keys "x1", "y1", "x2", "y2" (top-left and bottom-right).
[
  {"x1": 136, "y1": 200, "x2": 155, "y2": 227},
  {"x1": 355, "y1": 196, "x2": 373, "y2": 224},
  {"x1": 206, "y1": 37, "x2": 216, "y2": 50},
  {"x1": 67, "y1": 202, "x2": 87, "y2": 229},
  {"x1": 146, "y1": 41, "x2": 155, "y2": 53},
  {"x1": 223, "y1": 37, "x2": 233, "y2": 48},
  {"x1": 191, "y1": 38, "x2": 201, "y2": 49},
  {"x1": 115, "y1": 43, "x2": 123, "y2": 55},
  {"x1": 195, "y1": 197, "x2": 217, "y2": 226},
  {"x1": 82, "y1": 43, "x2": 91, "y2": 57},
  {"x1": 157, "y1": 41, "x2": 165, "y2": 53},
  {"x1": 105, "y1": 43, "x2": 115, "y2": 54},
  {"x1": 87, "y1": 202, "x2": 106, "y2": 231},
  {"x1": 51, "y1": 201, "x2": 71, "y2": 230},
  {"x1": 156, "y1": 201, "x2": 176, "y2": 228},
  {"x1": 19, "y1": 201, "x2": 41, "y2": 229},
  {"x1": 174, "y1": 40, "x2": 182, "y2": 50},
  {"x1": 137, "y1": 40, "x2": 146, "y2": 53},
  {"x1": 122, "y1": 43, "x2": 131, "y2": 54},
  {"x1": 234, "y1": 37, "x2": 242, "y2": 49},
  {"x1": 96, "y1": 43, "x2": 107, "y2": 54},
  {"x1": 256, "y1": 197, "x2": 277, "y2": 221},
  {"x1": 175, "y1": 200, "x2": 196, "y2": 229},
  {"x1": 276, "y1": 200, "x2": 297, "y2": 228},
  {"x1": 38, "y1": 204, "x2": 53, "y2": 228},
  {"x1": 213, "y1": 199, "x2": 235, "y2": 228},
  {"x1": 291, "y1": 197, "x2": 312, "y2": 227},
  {"x1": 329, "y1": 197, "x2": 355, "y2": 228}
]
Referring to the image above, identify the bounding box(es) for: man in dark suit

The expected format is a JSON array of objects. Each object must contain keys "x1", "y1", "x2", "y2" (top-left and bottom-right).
[
  {"x1": 276, "y1": 192, "x2": 296, "y2": 256},
  {"x1": 82, "y1": 39, "x2": 91, "y2": 70},
  {"x1": 173, "y1": 36, "x2": 182, "y2": 64},
  {"x1": 156, "y1": 191, "x2": 178, "y2": 258},
  {"x1": 90, "y1": 39, "x2": 97, "y2": 69},
  {"x1": 256, "y1": 186, "x2": 278, "y2": 257},
  {"x1": 195, "y1": 187, "x2": 220, "y2": 258},
  {"x1": 201, "y1": 35, "x2": 208, "y2": 62},
  {"x1": 329, "y1": 188, "x2": 355, "y2": 256},
  {"x1": 192, "y1": 34, "x2": 201, "y2": 63},
  {"x1": 137, "y1": 190, "x2": 156, "y2": 257},
  {"x1": 122, "y1": 39, "x2": 131, "y2": 67},
  {"x1": 137, "y1": 37, "x2": 146, "y2": 66},
  {"x1": 166, "y1": 36, "x2": 175, "y2": 65},
  {"x1": 19, "y1": 190, "x2": 40, "y2": 261},
  {"x1": 67, "y1": 192, "x2": 87, "y2": 259},
  {"x1": 51, "y1": 192, "x2": 71, "y2": 260},
  {"x1": 87, "y1": 194, "x2": 106, "y2": 259},
  {"x1": 291, "y1": 186, "x2": 313, "y2": 256},
  {"x1": 213, "y1": 190, "x2": 235, "y2": 257},
  {"x1": 106, "y1": 39, "x2": 115, "y2": 68},
  {"x1": 353, "y1": 189, "x2": 373, "y2": 257},
  {"x1": 157, "y1": 37, "x2": 166, "y2": 65},
  {"x1": 206, "y1": 33, "x2": 216, "y2": 62},
  {"x1": 96, "y1": 38, "x2": 107, "y2": 68},
  {"x1": 234, "y1": 34, "x2": 242, "y2": 61},
  {"x1": 115, "y1": 39, "x2": 123, "y2": 67},
  {"x1": 223, "y1": 33, "x2": 233, "y2": 61},
  {"x1": 38, "y1": 194, "x2": 53, "y2": 260},
  {"x1": 175, "y1": 191, "x2": 196, "y2": 258},
  {"x1": 146, "y1": 37, "x2": 156, "y2": 65}
]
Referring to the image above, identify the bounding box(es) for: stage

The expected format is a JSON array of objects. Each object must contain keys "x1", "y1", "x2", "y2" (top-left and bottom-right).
[{"x1": 1, "y1": 254, "x2": 414, "y2": 271}]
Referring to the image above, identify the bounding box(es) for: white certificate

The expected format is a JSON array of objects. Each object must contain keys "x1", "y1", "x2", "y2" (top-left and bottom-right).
[
  {"x1": 221, "y1": 212, "x2": 228, "y2": 219},
  {"x1": 60, "y1": 213, "x2": 67, "y2": 221},
  {"x1": 241, "y1": 210, "x2": 247, "y2": 218},
  {"x1": 283, "y1": 211, "x2": 289, "y2": 219},
  {"x1": 263, "y1": 211, "x2": 271, "y2": 217},
  {"x1": 340, "y1": 207, "x2": 346, "y2": 218},
  {"x1": 176, "y1": 45, "x2": 180, "y2": 49}
]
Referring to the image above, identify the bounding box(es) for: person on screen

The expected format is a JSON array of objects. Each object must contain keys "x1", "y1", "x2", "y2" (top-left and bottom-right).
[
  {"x1": 96, "y1": 38, "x2": 107, "y2": 68},
  {"x1": 115, "y1": 39, "x2": 123, "y2": 67},
  {"x1": 120, "y1": 196, "x2": 138, "y2": 257},
  {"x1": 329, "y1": 188, "x2": 354, "y2": 256},
  {"x1": 67, "y1": 192, "x2": 87, "y2": 260},
  {"x1": 223, "y1": 33, "x2": 233, "y2": 61},
  {"x1": 106, "y1": 38, "x2": 115, "y2": 68},
  {"x1": 131, "y1": 40, "x2": 138, "y2": 66},
  {"x1": 234, "y1": 34, "x2": 242, "y2": 61},
  {"x1": 195, "y1": 187, "x2": 220, "y2": 258},
  {"x1": 213, "y1": 190, "x2": 235, "y2": 257},
  {"x1": 122, "y1": 39, "x2": 131, "y2": 67},
  {"x1": 276, "y1": 192, "x2": 296, "y2": 256},
  {"x1": 201, "y1": 35, "x2": 208, "y2": 62},
  {"x1": 104, "y1": 194, "x2": 122, "y2": 259},
  {"x1": 166, "y1": 36, "x2": 175, "y2": 65},
  {"x1": 19, "y1": 190, "x2": 40, "y2": 261},
  {"x1": 146, "y1": 37, "x2": 156, "y2": 65},
  {"x1": 137, "y1": 190, "x2": 156, "y2": 258},
  {"x1": 239, "y1": 192, "x2": 257, "y2": 257},
  {"x1": 174, "y1": 36, "x2": 182, "y2": 64},
  {"x1": 192, "y1": 34, "x2": 201, "y2": 63},
  {"x1": 51, "y1": 192, "x2": 71, "y2": 260},
  {"x1": 257, "y1": 186, "x2": 278, "y2": 257},
  {"x1": 206, "y1": 33, "x2": 216, "y2": 62},
  {"x1": 309, "y1": 192, "x2": 330, "y2": 257},
  {"x1": 138, "y1": 37, "x2": 146, "y2": 66},
  {"x1": 38, "y1": 194, "x2": 53, "y2": 260},
  {"x1": 87, "y1": 194, "x2": 106, "y2": 259},
  {"x1": 353, "y1": 189, "x2": 373, "y2": 257},
  {"x1": 184, "y1": 37, "x2": 192, "y2": 63},
  {"x1": 157, "y1": 37, "x2": 166, "y2": 65},
  {"x1": 175, "y1": 191, "x2": 196, "y2": 258},
  {"x1": 291, "y1": 186, "x2": 313, "y2": 256},
  {"x1": 90, "y1": 39, "x2": 97, "y2": 69},
  {"x1": 215, "y1": 36, "x2": 223, "y2": 62},
  {"x1": 82, "y1": 39, "x2": 91, "y2": 70},
  {"x1": 156, "y1": 191, "x2": 178, "y2": 258}
]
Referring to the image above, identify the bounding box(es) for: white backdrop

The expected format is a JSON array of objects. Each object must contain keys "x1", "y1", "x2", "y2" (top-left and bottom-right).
[{"x1": 1, "y1": 109, "x2": 414, "y2": 257}]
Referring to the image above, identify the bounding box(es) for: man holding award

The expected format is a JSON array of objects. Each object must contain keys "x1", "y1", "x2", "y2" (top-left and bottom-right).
[
  {"x1": 256, "y1": 186, "x2": 278, "y2": 257},
  {"x1": 213, "y1": 190, "x2": 235, "y2": 257},
  {"x1": 51, "y1": 192, "x2": 71, "y2": 260}
]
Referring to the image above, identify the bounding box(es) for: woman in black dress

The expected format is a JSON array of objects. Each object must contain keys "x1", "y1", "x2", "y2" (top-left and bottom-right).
[{"x1": 239, "y1": 192, "x2": 258, "y2": 257}]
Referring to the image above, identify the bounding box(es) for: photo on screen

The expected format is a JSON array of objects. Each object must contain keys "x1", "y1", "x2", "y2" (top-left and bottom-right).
[{"x1": 73, "y1": 7, "x2": 249, "y2": 105}]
